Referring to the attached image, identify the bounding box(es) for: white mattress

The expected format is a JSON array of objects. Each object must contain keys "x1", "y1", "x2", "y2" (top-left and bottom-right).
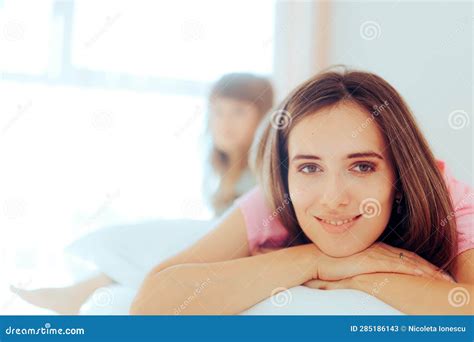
[
  {"x1": 79, "y1": 284, "x2": 402, "y2": 315},
  {"x1": 67, "y1": 219, "x2": 402, "y2": 315}
]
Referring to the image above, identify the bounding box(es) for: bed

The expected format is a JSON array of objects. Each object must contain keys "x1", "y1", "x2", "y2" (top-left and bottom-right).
[{"x1": 8, "y1": 220, "x2": 403, "y2": 315}]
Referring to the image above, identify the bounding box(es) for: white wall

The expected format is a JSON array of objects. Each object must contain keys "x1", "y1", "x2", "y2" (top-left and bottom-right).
[
  {"x1": 272, "y1": 0, "x2": 319, "y2": 102},
  {"x1": 329, "y1": 0, "x2": 472, "y2": 184}
]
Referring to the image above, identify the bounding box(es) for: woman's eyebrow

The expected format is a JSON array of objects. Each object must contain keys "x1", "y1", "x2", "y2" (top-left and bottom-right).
[
  {"x1": 347, "y1": 151, "x2": 384, "y2": 160},
  {"x1": 291, "y1": 154, "x2": 321, "y2": 162},
  {"x1": 291, "y1": 151, "x2": 384, "y2": 162}
]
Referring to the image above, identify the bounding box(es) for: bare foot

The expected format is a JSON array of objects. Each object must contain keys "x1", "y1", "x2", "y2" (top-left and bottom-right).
[
  {"x1": 9, "y1": 273, "x2": 114, "y2": 315},
  {"x1": 10, "y1": 285, "x2": 88, "y2": 315}
]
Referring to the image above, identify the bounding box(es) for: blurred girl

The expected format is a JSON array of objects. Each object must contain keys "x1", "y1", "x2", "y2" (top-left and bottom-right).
[
  {"x1": 206, "y1": 73, "x2": 274, "y2": 216},
  {"x1": 11, "y1": 73, "x2": 274, "y2": 314}
]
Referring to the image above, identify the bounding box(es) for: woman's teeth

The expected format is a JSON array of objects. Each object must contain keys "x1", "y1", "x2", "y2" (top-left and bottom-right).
[{"x1": 320, "y1": 216, "x2": 358, "y2": 226}]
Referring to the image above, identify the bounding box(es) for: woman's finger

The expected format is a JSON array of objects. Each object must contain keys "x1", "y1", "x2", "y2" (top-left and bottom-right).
[
  {"x1": 408, "y1": 254, "x2": 454, "y2": 282},
  {"x1": 384, "y1": 257, "x2": 428, "y2": 278},
  {"x1": 382, "y1": 245, "x2": 453, "y2": 282}
]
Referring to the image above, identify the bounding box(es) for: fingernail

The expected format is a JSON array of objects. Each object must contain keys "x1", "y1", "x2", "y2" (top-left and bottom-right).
[{"x1": 415, "y1": 269, "x2": 424, "y2": 275}]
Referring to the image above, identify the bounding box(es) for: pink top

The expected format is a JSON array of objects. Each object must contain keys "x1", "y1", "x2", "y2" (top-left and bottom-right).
[{"x1": 236, "y1": 160, "x2": 474, "y2": 256}]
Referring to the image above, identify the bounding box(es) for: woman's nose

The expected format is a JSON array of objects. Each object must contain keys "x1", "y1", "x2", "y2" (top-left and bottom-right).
[{"x1": 319, "y1": 174, "x2": 350, "y2": 208}]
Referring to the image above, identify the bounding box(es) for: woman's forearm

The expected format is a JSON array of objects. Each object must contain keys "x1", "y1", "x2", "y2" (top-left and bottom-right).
[
  {"x1": 130, "y1": 244, "x2": 320, "y2": 315},
  {"x1": 350, "y1": 273, "x2": 474, "y2": 315}
]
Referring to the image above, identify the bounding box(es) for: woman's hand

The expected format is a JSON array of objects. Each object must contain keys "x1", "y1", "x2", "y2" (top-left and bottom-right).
[{"x1": 315, "y1": 242, "x2": 454, "y2": 282}]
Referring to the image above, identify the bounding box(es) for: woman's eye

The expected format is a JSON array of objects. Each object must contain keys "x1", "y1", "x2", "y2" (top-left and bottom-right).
[
  {"x1": 299, "y1": 164, "x2": 321, "y2": 174},
  {"x1": 351, "y1": 162, "x2": 375, "y2": 173}
]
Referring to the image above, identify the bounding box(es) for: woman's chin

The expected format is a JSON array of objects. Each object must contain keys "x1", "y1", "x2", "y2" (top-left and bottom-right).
[
  {"x1": 315, "y1": 241, "x2": 368, "y2": 258},
  {"x1": 305, "y1": 228, "x2": 374, "y2": 257},
  {"x1": 322, "y1": 248, "x2": 355, "y2": 258}
]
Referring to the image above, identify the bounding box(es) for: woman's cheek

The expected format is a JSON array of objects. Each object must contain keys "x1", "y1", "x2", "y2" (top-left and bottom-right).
[
  {"x1": 289, "y1": 181, "x2": 321, "y2": 238},
  {"x1": 289, "y1": 177, "x2": 317, "y2": 211},
  {"x1": 356, "y1": 174, "x2": 394, "y2": 212},
  {"x1": 354, "y1": 199, "x2": 394, "y2": 248}
]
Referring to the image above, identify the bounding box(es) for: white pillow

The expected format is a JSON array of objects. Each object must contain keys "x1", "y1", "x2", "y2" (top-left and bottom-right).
[
  {"x1": 242, "y1": 286, "x2": 402, "y2": 315},
  {"x1": 79, "y1": 284, "x2": 402, "y2": 315},
  {"x1": 69, "y1": 219, "x2": 402, "y2": 315},
  {"x1": 66, "y1": 219, "x2": 216, "y2": 289}
]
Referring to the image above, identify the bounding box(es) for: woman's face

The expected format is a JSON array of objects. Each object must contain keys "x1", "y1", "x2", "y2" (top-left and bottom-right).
[
  {"x1": 210, "y1": 97, "x2": 261, "y2": 155},
  {"x1": 287, "y1": 102, "x2": 397, "y2": 257}
]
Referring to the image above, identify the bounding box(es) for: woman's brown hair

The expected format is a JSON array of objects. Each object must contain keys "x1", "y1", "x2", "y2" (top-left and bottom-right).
[
  {"x1": 208, "y1": 73, "x2": 273, "y2": 216},
  {"x1": 251, "y1": 65, "x2": 457, "y2": 271}
]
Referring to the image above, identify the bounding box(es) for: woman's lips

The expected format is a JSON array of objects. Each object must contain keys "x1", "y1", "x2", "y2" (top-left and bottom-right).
[{"x1": 314, "y1": 214, "x2": 362, "y2": 234}]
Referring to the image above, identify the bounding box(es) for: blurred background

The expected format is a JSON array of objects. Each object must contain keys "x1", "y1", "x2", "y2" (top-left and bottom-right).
[{"x1": 0, "y1": 0, "x2": 472, "y2": 311}]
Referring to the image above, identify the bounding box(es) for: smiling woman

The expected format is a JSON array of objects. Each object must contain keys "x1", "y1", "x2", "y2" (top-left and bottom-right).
[
  {"x1": 130, "y1": 66, "x2": 473, "y2": 315},
  {"x1": 287, "y1": 106, "x2": 396, "y2": 252},
  {"x1": 253, "y1": 67, "x2": 460, "y2": 268}
]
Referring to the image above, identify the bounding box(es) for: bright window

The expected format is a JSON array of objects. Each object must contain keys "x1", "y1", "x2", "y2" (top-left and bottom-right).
[{"x1": 0, "y1": 0, "x2": 276, "y2": 291}]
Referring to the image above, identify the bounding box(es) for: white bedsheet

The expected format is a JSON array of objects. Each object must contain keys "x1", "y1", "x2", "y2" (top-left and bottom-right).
[
  {"x1": 67, "y1": 219, "x2": 402, "y2": 315},
  {"x1": 66, "y1": 219, "x2": 215, "y2": 289},
  {"x1": 79, "y1": 284, "x2": 402, "y2": 315}
]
